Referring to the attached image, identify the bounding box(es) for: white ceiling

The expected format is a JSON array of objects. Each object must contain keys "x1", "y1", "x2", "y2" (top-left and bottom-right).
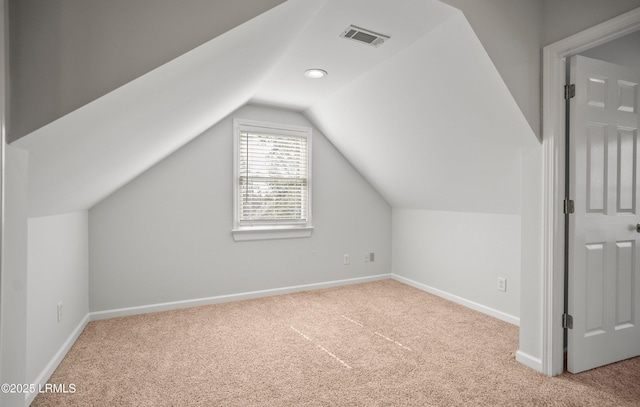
[
  {"x1": 251, "y1": 0, "x2": 458, "y2": 110},
  {"x1": 305, "y1": 10, "x2": 533, "y2": 213},
  {"x1": 13, "y1": 0, "x2": 535, "y2": 218}
]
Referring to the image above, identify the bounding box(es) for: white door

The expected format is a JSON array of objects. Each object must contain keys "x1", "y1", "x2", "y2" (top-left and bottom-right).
[{"x1": 568, "y1": 55, "x2": 640, "y2": 373}]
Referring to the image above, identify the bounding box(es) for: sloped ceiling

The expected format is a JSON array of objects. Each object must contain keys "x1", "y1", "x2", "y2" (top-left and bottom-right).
[
  {"x1": 13, "y1": 0, "x2": 536, "y2": 218},
  {"x1": 13, "y1": 0, "x2": 327, "y2": 217},
  {"x1": 8, "y1": 0, "x2": 287, "y2": 140},
  {"x1": 305, "y1": 11, "x2": 533, "y2": 213}
]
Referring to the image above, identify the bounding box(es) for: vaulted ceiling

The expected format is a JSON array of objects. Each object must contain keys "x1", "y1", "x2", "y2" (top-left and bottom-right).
[{"x1": 12, "y1": 0, "x2": 535, "y2": 218}]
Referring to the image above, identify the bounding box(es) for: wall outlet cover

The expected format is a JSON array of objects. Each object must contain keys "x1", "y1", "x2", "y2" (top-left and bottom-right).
[
  {"x1": 57, "y1": 301, "x2": 63, "y2": 323},
  {"x1": 497, "y1": 277, "x2": 507, "y2": 292}
]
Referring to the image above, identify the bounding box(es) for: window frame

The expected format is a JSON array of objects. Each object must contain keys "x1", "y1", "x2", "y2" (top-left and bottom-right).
[{"x1": 232, "y1": 118, "x2": 313, "y2": 241}]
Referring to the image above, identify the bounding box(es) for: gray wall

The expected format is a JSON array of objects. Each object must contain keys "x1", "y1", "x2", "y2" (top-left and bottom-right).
[
  {"x1": 441, "y1": 0, "x2": 640, "y2": 372},
  {"x1": 0, "y1": 146, "x2": 28, "y2": 407},
  {"x1": 0, "y1": 0, "x2": 5, "y2": 392},
  {"x1": 0, "y1": 4, "x2": 29, "y2": 406},
  {"x1": 89, "y1": 104, "x2": 392, "y2": 312},
  {"x1": 393, "y1": 209, "x2": 521, "y2": 322},
  {"x1": 442, "y1": 0, "x2": 543, "y2": 138},
  {"x1": 581, "y1": 30, "x2": 640, "y2": 68},
  {"x1": 542, "y1": 0, "x2": 640, "y2": 46},
  {"x1": 26, "y1": 211, "x2": 89, "y2": 388},
  {"x1": 427, "y1": 7, "x2": 544, "y2": 344},
  {"x1": 441, "y1": 0, "x2": 640, "y2": 140},
  {"x1": 7, "y1": 0, "x2": 284, "y2": 142}
]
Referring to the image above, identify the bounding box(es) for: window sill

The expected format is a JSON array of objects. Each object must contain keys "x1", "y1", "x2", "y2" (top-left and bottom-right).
[{"x1": 232, "y1": 226, "x2": 314, "y2": 241}]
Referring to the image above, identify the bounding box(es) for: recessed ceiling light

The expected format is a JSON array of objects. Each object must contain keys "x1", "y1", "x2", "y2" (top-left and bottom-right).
[{"x1": 304, "y1": 68, "x2": 328, "y2": 79}]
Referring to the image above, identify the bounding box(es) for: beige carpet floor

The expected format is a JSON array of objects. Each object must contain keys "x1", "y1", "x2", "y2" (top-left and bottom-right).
[{"x1": 32, "y1": 280, "x2": 640, "y2": 406}]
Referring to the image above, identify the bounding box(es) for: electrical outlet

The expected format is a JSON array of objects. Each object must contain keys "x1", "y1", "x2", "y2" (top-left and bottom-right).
[
  {"x1": 364, "y1": 252, "x2": 370, "y2": 263},
  {"x1": 497, "y1": 277, "x2": 507, "y2": 292},
  {"x1": 344, "y1": 254, "x2": 350, "y2": 265},
  {"x1": 370, "y1": 252, "x2": 375, "y2": 262},
  {"x1": 57, "y1": 301, "x2": 63, "y2": 323}
]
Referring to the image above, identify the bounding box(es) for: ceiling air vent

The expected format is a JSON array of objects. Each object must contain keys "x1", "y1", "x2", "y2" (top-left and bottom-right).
[{"x1": 340, "y1": 25, "x2": 390, "y2": 47}]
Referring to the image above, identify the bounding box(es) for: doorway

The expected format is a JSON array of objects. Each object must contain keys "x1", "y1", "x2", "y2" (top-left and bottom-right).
[{"x1": 542, "y1": 7, "x2": 640, "y2": 376}]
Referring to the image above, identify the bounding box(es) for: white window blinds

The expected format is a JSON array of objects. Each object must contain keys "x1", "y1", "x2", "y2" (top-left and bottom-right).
[{"x1": 238, "y1": 131, "x2": 309, "y2": 224}]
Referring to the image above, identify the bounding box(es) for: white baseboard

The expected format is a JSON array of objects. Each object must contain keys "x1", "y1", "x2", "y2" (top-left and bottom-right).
[
  {"x1": 391, "y1": 274, "x2": 520, "y2": 326},
  {"x1": 516, "y1": 350, "x2": 544, "y2": 373},
  {"x1": 90, "y1": 274, "x2": 392, "y2": 321},
  {"x1": 25, "y1": 314, "x2": 90, "y2": 406}
]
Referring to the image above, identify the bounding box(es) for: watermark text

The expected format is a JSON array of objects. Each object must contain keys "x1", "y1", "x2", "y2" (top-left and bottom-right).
[{"x1": 1, "y1": 383, "x2": 76, "y2": 394}]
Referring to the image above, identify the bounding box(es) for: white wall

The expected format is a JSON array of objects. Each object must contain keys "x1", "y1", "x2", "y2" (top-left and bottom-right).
[
  {"x1": 517, "y1": 145, "x2": 543, "y2": 370},
  {"x1": 392, "y1": 209, "x2": 521, "y2": 323},
  {"x1": 26, "y1": 212, "x2": 89, "y2": 389},
  {"x1": 0, "y1": 145, "x2": 29, "y2": 407},
  {"x1": 89, "y1": 104, "x2": 391, "y2": 313}
]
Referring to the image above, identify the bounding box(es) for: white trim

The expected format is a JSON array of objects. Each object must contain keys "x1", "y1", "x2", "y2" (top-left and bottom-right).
[
  {"x1": 515, "y1": 350, "x2": 543, "y2": 372},
  {"x1": 25, "y1": 314, "x2": 90, "y2": 406},
  {"x1": 90, "y1": 274, "x2": 392, "y2": 321},
  {"x1": 391, "y1": 274, "x2": 520, "y2": 326},
  {"x1": 542, "y1": 7, "x2": 640, "y2": 377},
  {"x1": 232, "y1": 226, "x2": 313, "y2": 241}
]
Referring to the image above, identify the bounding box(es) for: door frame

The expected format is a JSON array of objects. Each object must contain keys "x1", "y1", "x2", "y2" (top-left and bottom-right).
[{"x1": 542, "y1": 7, "x2": 640, "y2": 376}]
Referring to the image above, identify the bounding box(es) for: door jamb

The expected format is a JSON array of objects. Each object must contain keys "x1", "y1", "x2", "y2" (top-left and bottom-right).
[{"x1": 542, "y1": 7, "x2": 640, "y2": 376}]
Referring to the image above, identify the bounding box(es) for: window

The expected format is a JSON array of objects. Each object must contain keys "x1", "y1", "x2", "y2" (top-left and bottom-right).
[{"x1": 232, "y1": 119, "x2": 313, "y2": 241}]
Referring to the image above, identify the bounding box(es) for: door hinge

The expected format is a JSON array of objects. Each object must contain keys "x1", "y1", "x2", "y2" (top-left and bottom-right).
[
  {"x1": 564, "y1": 198, "x2": 575, "y2": 214},
  {"x1": 562, "y1": 313, "x2": 573, "y2": 329},
  {"x1": 564, "y1": 84, "x2": 576, "y2": 99}
]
